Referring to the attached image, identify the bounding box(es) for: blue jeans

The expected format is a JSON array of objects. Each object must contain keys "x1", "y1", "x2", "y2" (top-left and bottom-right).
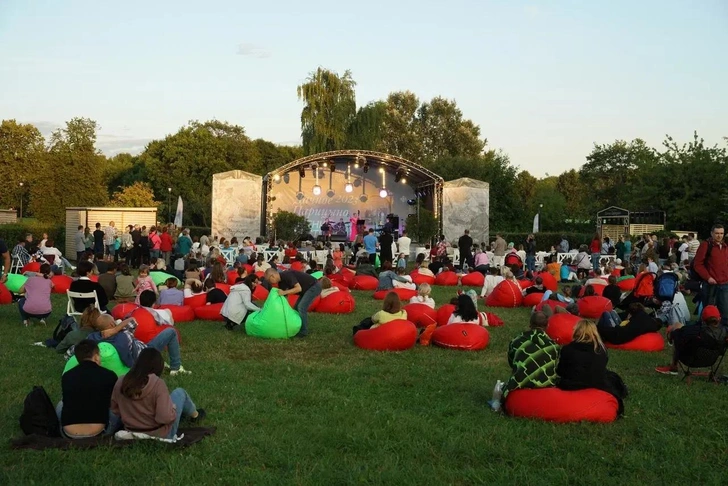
[
  {"x1": 55, "y1": 401, "x2": 121, "y2": 438},
  {"x1": 293, "y1": 282, "x2": 322, "y2": 336},
  {"x1": 147, "y1": 327, "x2": 181, "y2": 370},
  {"x1": 168, "y1": 388, "x2": 197, "y2": 439},
  {"x1": 591, "y1": 253, "x2": 600, "y2": 272},
  {"x1": 18, "y1": 297, "x2": 51, "y2": 321},
  {"x1": 702, "y1": 283, "x2": 728, "y2": 327},
  {"x1": 150, "y1": 249, "x2": 160, "y2": 260},
  {"x1": 525, "y1": 255, "x2": 535, "y2": 272}
]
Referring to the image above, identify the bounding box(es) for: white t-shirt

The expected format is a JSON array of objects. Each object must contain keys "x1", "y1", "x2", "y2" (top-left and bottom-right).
[
  {"x1": 481, "y1": 275, "x2": 504, "y2": 297},
  {"x1": 408, "y1": 295, "x2": 435, "y2": 308},
  {"x1": 398, "y1": 236, "x2": 411, "y2": 256},
  {"x1": 678, "y1": 242, "x2": 689, "y2": 263},
  {"x1": 447, "y1": 314, "x2": 479, "y2": 325},
  {"x1": 687, "y1": 239, "x2": 700, "y2": 258}
]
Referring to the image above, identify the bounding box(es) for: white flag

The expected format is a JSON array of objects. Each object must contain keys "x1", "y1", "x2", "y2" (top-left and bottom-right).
[
  {"x1": 174, "y1": 196, "x2": 183, "y2": 227},
  {"x1": 532, "y1": 213, "x2": 539, "y2": 233}
]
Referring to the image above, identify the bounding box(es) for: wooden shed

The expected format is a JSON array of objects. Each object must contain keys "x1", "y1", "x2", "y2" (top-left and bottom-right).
[
  {"x1": 65, "y1": 207, "x2": 158, "y2": 258},
  {"x1": 0, "y1": 210, "x2": 18, "y2": 224}
]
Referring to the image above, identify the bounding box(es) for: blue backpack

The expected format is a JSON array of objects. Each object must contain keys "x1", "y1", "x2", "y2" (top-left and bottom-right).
[{"x1": 654, "y1": 273, "x2": 679, "y2": 302}]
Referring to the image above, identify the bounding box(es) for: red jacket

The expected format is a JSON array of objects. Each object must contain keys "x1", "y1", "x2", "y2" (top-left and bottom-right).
[
  {"x1": 160, "y1": 233, "x2": 173, "y2": 252},
  {"x1": 590, "y1": 240, "x2": 601, "y2": 254},
  {"x1": 694, "y1": 239, "x2": 728, "y2": 284}
]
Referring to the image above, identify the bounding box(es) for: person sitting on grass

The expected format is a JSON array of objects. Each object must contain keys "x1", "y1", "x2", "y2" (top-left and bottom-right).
[
  {"x1": 376, "y1": 261, "x2": 412, "y2": 291},
  {"x1": 447, "y1": 294, "x2": 480, "y2": 325},
  {"x1": 17, "y1": 263, "x2": 54, "y2": 327},
  {"x1": 557, "y1": 320, "x2": 627, "y2": 415},
  {"x1": 111, "y1": 348, "x2": 204, "y2": 440},
  {"x1": 524, "y1": 276, "x2": 545, "y2": 296},
  {"x1": 409, "y1": 282, "x2": 435, "y2": 308},
  {"x1": 114, "y1": 263, "x2": 136, "y2": 303},
  {"x1": 203, "y1": 277, "x2": 227, "y2": 304},
  {"x1": 158, "y1": 277, "x2": 184, "y2": 306},
  {"x1": 221, "y1": 274, "x2": 260, "y2": 331},
  {"x1": 480, "y1": 266, "x2": 505, "y2": 299},
  {"x1": 597, "y1": 302, "x2": 661, "y2": 345},
  {"x1": 55, "y1": 307, "x2": 102, "y2": 354},
  {"x1": 253, "y1": 254, "x2": 271, "y2": 273},
  {"x1": 98, "y1": 262, "x2": 117, "y2": 303},
  {"x1": 56, "y1": 340, "x2": 121, "y2": 439},
  {"x1": 352, "y1": 291, "x2": 408, "y2": 334},
  {"x1": 134, "y1": 265, "x2": 157, "y2": 305},
  {"x1": 489, "y1": 312, "x2": 560, "y2": 412},
  {"x1": 602, "y1": 275, "x2": 622, "y2": 308},
  {"x1": 392, "y1": 267, "x2": 416, "y2": 290},
  {"x1": 656, "y1": 305, "x2": 728, "y2": 376},
  {"x1": 184, "y1": 279, "x2": 204, "y2": 298},
  {"x1": 69, "y1": 260, "x2": 109, "y2": 312},
  {"x1": 355, "y1": 256, "x2": 378, "y2": 278},
  {"x1": 139, "y1": 290, "x2": 174, "y2": 326},
  {"x1": 319, "y1": 277, "x2": 341, "y2": 299}
]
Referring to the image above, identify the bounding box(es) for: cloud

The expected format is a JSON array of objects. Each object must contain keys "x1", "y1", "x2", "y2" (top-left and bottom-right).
[
  {"x1": 29, "y1": 121, "x2": 62, "y2": 137},
  {"x1": 236, "y1": 43, "x2": 271, "y2": 59},
  {"x1": 96, "y1": 136, "x2": 152, "y2": 155}
]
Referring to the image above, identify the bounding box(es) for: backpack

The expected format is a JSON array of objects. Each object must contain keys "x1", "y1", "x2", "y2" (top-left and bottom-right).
[
  {"x1": 53, "y1": 315, "x2": 78, "y2": 343},
  {"x1": 654, "y1": 272, "x2": 679, "y2": 302},
  {"x1": 504, "y1": 253, "x2": 522, "y2": 267},
  {"x1": 19, "y1": 386, "x2": 60, "y2": 437},
  {"x1": 689, "y1": 240, "x2": 713, "y2": 281}
]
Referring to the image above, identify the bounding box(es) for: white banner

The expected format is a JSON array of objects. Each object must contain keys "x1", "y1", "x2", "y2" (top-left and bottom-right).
[
  {"x1": 532, "y1": 213, "x2": 540, "y2": 233},
  {"x1": 174, "y1": 196, "x2": 183, "y2": 227}
]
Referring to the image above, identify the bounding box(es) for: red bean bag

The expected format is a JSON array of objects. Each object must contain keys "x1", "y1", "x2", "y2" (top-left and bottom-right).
[
  {"x1": 410, "y1": 271, "x2": 436, "y2": 286},
  {"x1": 461, "y1": 272, "x2": 484, "y2": 287},
  {"x1": 22, "y1": 262, "x2": 41, "y2": 273},
  {"x1": 351, "y1": 275, "x2": 378, "y2": 291},
  {"x1": 485, "y1": 281, "x2": 523, "y2": 308},
  {"x1": 215, "y1": 282, "x2": 231, "y2": 295},
  {"x1": 436, "y1": 304, "x2": 457, "y2": 327},
  {"x1": 332, "y1": 281, "x2": 350, "y2": 292},
  {"x1": 51, "y1": 275, "x2": 73, "y2": 294},
  {"x1": 434, "y1": 271, "x2": 459, "y2": 286},
  {"x1": 242, "y1": 264, "x2": 253, "y2": 274},
  {"x1": 0, "y1": 283, "x2": 12, "y2": 305},
  {"x1": 290, "y1": 261, "x2": 304, "y2": 271},
  {"x1": 504, "y1": 388, "x2": 619, "y2": 423},
  {"x1": 536, "y1": 272, "x2": 558, "y2": 292},
  {"x1": 328, "y1": 272, "x2": 345, "y2": 283},
  {"x1": 226, "y1": 270, "x2": 239, "y2": 285},
  {"x1": 403, "y1": 303, "x2": 438, "y2": 328},
  {"x1": 255, "y1": 271, "x2": 265, "y2": 278},
  {"x1": 606, "y1": 332, "x2": 665, "y2": 352},
  {"x1": 536, "y1": 299, "x2": 568, "y2": 313},
  {"x1": 88, "y1": 274, "x2": 99, "y2": 282},
  {"x1": 340, "y1": 268, "x2": 355, "y2": 284},
  {"x1": 193, "y1": 303, "x2": 225, "y2": 321},
  {"x1": 432, "y1": 324, "x2": 490, "y2": 351},
  {"x1": 315, "y1": 292, "x2": 355, "y2": 314},
  {"x1": 252, "y1": 285, "x2": 269, "y2": 301},
  {"x1": 158, "y1": 304, "x2": 195, "y2": 323},
  {"x1": 184, "y1": 293, "x2": 207, "y2": 309},
  {"x1": 484, "y1": 312, "x2": 504, "y2": 327},
  {"x1": 578, "y1": 296, "x2": 613, "y2": 319},
  {"x1": 579, "y1": 285, "x2": 604, "y2": 297},
  {"x1": 546, "y1": 313, "x2": 581, "y2": 345},
  {"x1": 518, "y1": 279, "x2": 532, "y2": 290},
  {"x1": 522, "y1": 292, "x2": 545, "y2": 307},
  {"x1": 353, "y1": 319, "x2": 417, "y2": 351},
  {"x1": 131, "y1": 308, "x2": 179, "y2": 344},
  {"x1": 617, "y1": 279, "x2": 635, "y2": 291},
  {"x1": 111, "y1": 303, "x2": 139, "y2": 320},
  {"x1": 373, "y1": 288, "x2": 418, "y2": 301},
  {"x1": 286, "y1": 294, "x2": 320, "y2": 311}
]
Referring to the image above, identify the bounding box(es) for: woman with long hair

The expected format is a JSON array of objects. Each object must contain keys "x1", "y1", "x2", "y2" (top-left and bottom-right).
[
  {"x1": 111, "y1": 348, "x2": 205, "y2": 439},
  {"x1": 17, "y1": 263, "x2": 54, "y2": 326},
  {"x1": 448, "y1": 294, "x2": 480, "y2": 325},
  {"x1": 210, "y1": 261, "x2": 227, "y2": 284},
  {"x1": 221, "y1": 274, "x2": 260, "y2": 330}
]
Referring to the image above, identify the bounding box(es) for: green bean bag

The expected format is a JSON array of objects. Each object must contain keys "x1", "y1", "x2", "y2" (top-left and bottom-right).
[
  {"x1": 62, "y1": 342, "x2": 130, "y2": 377},
  {"x1": 150, "y1": 271, "x2": 180, "y2": 287},
  {"x1": 246, "y1": 288, "x2": 302, "y2": 339},
  {"x1": 5, "y1": 273, "x2": 27, "y2": 293}
]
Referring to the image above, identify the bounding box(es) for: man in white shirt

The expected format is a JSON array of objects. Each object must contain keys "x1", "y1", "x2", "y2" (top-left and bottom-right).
[
  {"x1": 678, "y1": 236, "x2": 689, "y2": 264},
  {"x1": 397, "y1": 231, "x2": 411, "y2": 261},
  {"x1": 687, "y1": 233, "x2": 700, "y2": 261},
  {"x1": 481, "y1": 267, "x2": 505, "y2": 298}
]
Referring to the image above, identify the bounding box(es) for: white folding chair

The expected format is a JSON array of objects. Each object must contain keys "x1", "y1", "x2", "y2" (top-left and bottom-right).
[
  {"x1": 10, "y1": 256, "x2": 23, "y2": 274},
  {"x1": 66, "y1": 290, "x2": 101, "y2": 322}
]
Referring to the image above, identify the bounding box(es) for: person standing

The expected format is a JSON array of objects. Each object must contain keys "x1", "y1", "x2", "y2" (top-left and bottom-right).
[
  {"x1": 74, "y1": 226, "x2": 86, "y2": 262},
  {"x1": 130, "y1": 225, "x2": 141, "y2": 268},
  {"x1": 104, "y1": 221, "x2": 117, "y2": 262},
  {"x1": 177, "y1": 229, "x2": 193, "y2": 257},
  {"x1": 363, "y1": 229, "x2": 378, "y2": 266},
  {"x1": 149, "y1": 226, "x2": 161, "y2": 261},
  {"x1": 0, "y1": 237, "x2": 8, "y2": 284},
  {"x1": 493, "y1": 234, "x2": 507, "y2": 268},
  {"x1": 694, "y1": 224, "x2": 728, "y2": 326},
  {"x1": 265, "y1": 268, "x2": 322, "y2": 338},
  {"x1": 379, "y1": 230, "x2": 394, "y2": 264},
  {"x1": 559, "y1": 236, "x2": 569, "y2": 254},
  {"x1": 458, "y1": 229, "x2": 474, "y2": 269},
  {"x1": 524, "y1": 234, "x2": 537, "y2": 272},
  {"x1": 160, "y1": 226, "x2": 173, "y2": 266},
  {"x1": 687, "y1": 233, "x2": 700, "y2": 261},
  {"x1": 397, "y1": 230, "x2": 411, "y2": 261},
  {"x1": 590, "y1": 233, "x2": 602, "y2": 272},
  {"x1": 93, "y1": 223, "x2": 105, "y2": 256}
]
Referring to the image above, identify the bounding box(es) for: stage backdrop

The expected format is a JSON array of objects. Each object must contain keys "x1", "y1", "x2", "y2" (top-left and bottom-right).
[
  {"x1": 211, "y1": 170, "x2": 262, "y2": 240},
  {"x1": 442, "y1": 178, "x2": 490, "y2": 245},
  {"x1": 269, "y1": 170, "x2": 416, "y2": 240}
]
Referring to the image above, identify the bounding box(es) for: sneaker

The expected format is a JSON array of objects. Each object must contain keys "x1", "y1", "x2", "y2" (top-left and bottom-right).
[
  {"x1": 190, "y1": 408, "x2": 207, "y2": 423},
  {"x1": 655, "y1": 365, "x2": 678, "y2": 375},
  {"x1": 170, "y1": 366, "x2": 191, "y2": 376},
  {"x1": 39, "y1": 319, "x2": 46, "y2": 326},
  {"x1": 23, "y1": 320, "x2": 29, "y2": 327}
]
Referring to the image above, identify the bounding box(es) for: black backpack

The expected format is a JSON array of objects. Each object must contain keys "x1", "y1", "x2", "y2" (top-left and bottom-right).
[
  {"x1": 19, "y1": 386, "x2": 60, "y2": 437},
  {"x1": 689, "y1": 240, "x2": 713, "y2": 281},
  {"x1": 53, "y1": 315, "x2": 78, "y2": 343}
]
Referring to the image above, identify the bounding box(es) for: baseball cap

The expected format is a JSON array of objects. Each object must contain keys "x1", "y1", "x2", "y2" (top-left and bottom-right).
[{"x1": 702, "y1": 305, "x2": 721, "y2": 322}]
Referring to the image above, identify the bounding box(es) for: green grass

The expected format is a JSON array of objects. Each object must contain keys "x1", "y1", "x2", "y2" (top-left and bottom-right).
[{"x1": 1, "y1": 286, "x2": 728, "y2": 485}]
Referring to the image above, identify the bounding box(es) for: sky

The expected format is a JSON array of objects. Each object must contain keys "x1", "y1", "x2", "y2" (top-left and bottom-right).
[{"x1": 1, "y1": 0, "x2": 726, "y2": 176}]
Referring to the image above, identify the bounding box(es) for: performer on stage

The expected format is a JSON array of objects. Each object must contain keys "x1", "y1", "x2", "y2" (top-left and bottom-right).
[
  {"x1": 320, "y1": 218, "x2": 332, "y2": 244},
  {"x1": 349, "y1": 211, "x2": 359, "y2": 243}
]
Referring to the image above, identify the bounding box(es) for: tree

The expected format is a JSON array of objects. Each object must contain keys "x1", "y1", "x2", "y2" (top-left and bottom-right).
[
  {"x1": 297, "y1": 67, "x2": 356, "y2": 155},
  {"x1": 272, "y1": 210, "x2": 311, "y2": 242},
  {"x1": 379, "y1": 91, "x2": 423, "y2": 161},
  {"x1": 556, "y1": 169, "x2": 588, "y2": 222},
  {"x1": 109, "y1": 182, "x2": 158, "y2": 208},
  {"x1": 514, "y1": 170, "x2": 538, "y2": 213},
  {"x1": 0, "y1": 120, "x2": 45, "y2": 214},
  {"x1": 405, "y1": 208, "x2": 439, "y2": 244},
  {"x1": 532, "y1": 178, "x2": 567, "y2": 233},
  {"x1": 346, "y1": 101, "x2": 386, "y2": 151},
  {"x1": 251, "y1": 139, "x2": 304, "y2": 175},
  {"x1": 416, "y1": 96, "x2": 484, "y2": 163}
]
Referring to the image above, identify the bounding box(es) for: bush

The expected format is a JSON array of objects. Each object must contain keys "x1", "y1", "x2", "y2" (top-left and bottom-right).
[
  {"x1": 405, "y1": 209, "x2": 440, "y2": 244},
  {"x1": 0, "y1": 222, "x2": 65, "y2": 246},
  {"x1": 489, "y1": 232, "x2": 596, "y2": 252},
  {"x1": 273, "y1": 210, "x2": 311, "y2": 242}
]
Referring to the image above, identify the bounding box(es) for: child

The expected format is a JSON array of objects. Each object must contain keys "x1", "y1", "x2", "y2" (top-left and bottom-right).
[
  {"x1": 134, "y1": 265, "x2": 158, "y2": 305},
  {"x1": 396, "y1": 253, "x2": 407, "y2": 269},
  {"x1": 332, "y1": 244, "x2": 344, "y2": 270},
  {"x1": 353, "y1": 292, "x2": 408, "y2": 334},
  {"x1": 114, "y1": 263, "x2": 135, "y2": 303},
  {"x1": 159, "y1": 277, "x2": 184, "y2": 306},
  {"x1": 184, "y1": 279, "x2": 204, "y2": 298},
  {"x1": 319, "y1": 277, "x2": 340, "y2": 299},
  {"x1": 392, "y1": 267, "x2": 416, "y2": 290},
  {"x1": 409, "y1": 283, "x2": 435, "y2": 308}
]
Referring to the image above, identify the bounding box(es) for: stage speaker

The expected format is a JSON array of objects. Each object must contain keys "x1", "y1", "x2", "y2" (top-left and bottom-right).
[
  {"x1": 330, "y1": 234, "x2": 348, "y2": 243},
  {"x1": 387, "y1": 214, "x2": 400, "y2": 231}
]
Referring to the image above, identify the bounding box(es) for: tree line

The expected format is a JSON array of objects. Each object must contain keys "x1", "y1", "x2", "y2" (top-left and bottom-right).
[{"x1": 1, "y1": 67, "x2": 725, "y2": 235}]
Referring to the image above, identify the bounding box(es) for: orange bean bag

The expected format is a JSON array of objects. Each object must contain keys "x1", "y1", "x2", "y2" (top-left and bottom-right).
[
  {"x1": 111, "y1": 303, "x2": 139, "y2": 320},
  {"x1": 535, "y1": 272, "x2": 558, "y2": 292},
  {"x1": 578, "y1": 296, "x2": 613, "y2": 318},
  {"x1": 252, "y1": 285, "x2": 269, "y2": 301},
  {"x1": 461, "y1": 272, "x2": 485, "y2": 287},
  {"x1": 504, "y1": 388, "x2": 619, "y2": 423},
  {"x1": 184, "y1": 293, "x2": 207, "y2": 309},
  {"x1": 432, "y1": 324, "x2": 490, "y2": 350},
  {"x1": 434, "y1": 271, "x2": 459, "y2": 286},
  {"x1": 314, "y1": 292, "x2": 355, "y2": 314},
  {"x1": 546, "y1": 313, "x2": 581, "y2": 345},
  {"x1": 193, "y1": 303, "x2": 225, "y2": 321},
  {"x1": 436, "y1": 304, "x2": 456, "y2": 327},
  {"x1": 579, "y1": 285, "x2": 604, "y2": 297},
  {"x1": 215, "y1": 282, "x2": 231, "y2": 295},
  {"x1": 131, "y1": 308, "x2": 179, "y2": 344},
  {"x1": 522, "y1": 292, "x2": 544, "y2": 307},
  {"x1": 403, "y1": 303, "x2": 438, "y2": 328},
  {"x1": 0, "y1": 283, "x2": 12, "y2": 305},
  {"x1": 158, "y1": 304, "x2": 195, "y2": 322},
  {"x1": 373, "y1": 288, "x2": 418, "y2": 301},
  {"x1": 410, "y1": 271, "x2": 436, "y2": 286},
  {"x1": 351, "y1": 275, "x2": 378, "y2": 291},
  {"x1": 51, "y1": 275, "x2": 73, "y2": 294},
  {"x1": 353, "y1": 319, "x2": 417, "y2": 351},
  {"x1": 286, "y1": 294, "x2": 320, "y2": 311},
  {"x1": 485, "y1": 281, "x2": 523, "y2": 308},
  {"x1": 605, "y1": 332, "x2": 664, "y2": 352},
  {"x1": 22, "y1": 262, "x2": 41, "y2": 273},
  {"x1": 617, "y1": 279, "x2": 635, "y2": 292}
]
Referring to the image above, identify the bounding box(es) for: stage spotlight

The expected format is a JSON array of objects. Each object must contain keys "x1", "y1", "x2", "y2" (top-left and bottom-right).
[
  {"x1": 345, "y1": 182, "x2": 353, "y2": 193},
  {"x1": 354, "y1": 157, "x2": 360, "y2": 169},
  {"x1": 296, "y1": 191, "x2": 305, "y2": 201},
  {"x1": 273, "y1": 174, "x2": 280, "y2": 182},
  {"x1": 283, "y1": 173, "x2": 290, "y2": 184},
  {"x1": 359, "y1": 193, "x2": 368, "y2": 203},
  {"x1": 327, "y1": 189, "x2": 335, "y2": 197},
  {"x1": 353, "y1": 179, "x2": 361, "y2": 188},
  {"x1": 379, "y1": 167, "x2": 385, "y2": 174},
  {"x1": 379, "y1": 189, "x2": 388, "y2": 198},
  {"x1": 271, "y1": 196, "x2": 277, "y2": 202},
  {"x1": 407, "y1": 199, "x2": 416, "y2": 206},
  {"x1": 363, "y1": 161, "x2": 369, "y2": 173},
  {"x1": 299, "y1": 167, "x2": 305, "y2": 178},
  {"x1": 321, "y1": 160, "x2": 328, "y2": 168},
  {"x1": 401, "y1": 177, "x2": 406, "y2": 184},
  {"x1": 330, "y1": 162, "x2": 335, "y2": 172},
  {"x1": 313, "y1": 185, "x2": 322, "y2": 196}
]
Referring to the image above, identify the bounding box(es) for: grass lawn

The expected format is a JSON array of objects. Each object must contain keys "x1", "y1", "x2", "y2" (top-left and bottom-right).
[{"x1": 1, "y1": 284, "x2": 728, "y2": 485}]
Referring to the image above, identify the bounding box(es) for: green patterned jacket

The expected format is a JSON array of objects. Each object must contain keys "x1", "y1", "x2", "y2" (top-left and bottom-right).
[{"x1": 502, "y1": 328, "x2": 560, "y2": 399}]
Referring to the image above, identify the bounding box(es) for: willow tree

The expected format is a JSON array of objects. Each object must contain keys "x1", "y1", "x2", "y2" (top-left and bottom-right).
[{"x1": 297, "y1": 67, "x2": 356, "y2": 155}]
